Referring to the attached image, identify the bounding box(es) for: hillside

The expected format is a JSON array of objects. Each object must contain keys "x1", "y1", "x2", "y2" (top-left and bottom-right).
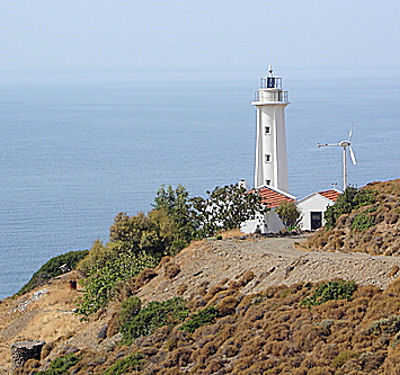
[
  {"x1": 2, "y1": 233, "x2": 400, "y2": 374},
  {"x1": 2, "y1": 179, "x2": 400, "y2": 374},
  {"x1": 300, "y1": 179, "x2": 400, "y2": 255}
]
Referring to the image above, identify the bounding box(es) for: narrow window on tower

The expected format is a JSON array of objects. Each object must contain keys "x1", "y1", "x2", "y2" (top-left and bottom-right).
[
  {"x1": 265, "y1": 154, "x2": 271, "y2": 163},
  {"x1": 265, "y1": 126, "x2": 270, "y2": 135},
  {"x1": 266, "y1": 179, "x2": 271, "y2": 185}
]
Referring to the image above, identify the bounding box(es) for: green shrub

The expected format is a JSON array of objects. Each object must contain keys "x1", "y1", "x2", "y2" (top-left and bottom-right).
[
  {"x1": 153, "y1": 184, "x2": 199, "y2": 253},
  {"x1": 332, "y1": 350, "x2": 356, "y2": 369},
  {"x1": 103, "y1": 353, "x2": 144, "y2": 375},
  {"x1": 120, "y1": 296, "x2": 142, "y2": 322},
  {"x1": 37, "y1": 353, "x2": 80, "y2": 374},
  {"x1": 301, "y1": 280, "x2": 357, "y2": 308},
  {"x1": 216, "y1": 234, "x2": 223, "y2": 240},
  {"x1": 180, "y1": 306, "x2": 221, "y2": 333},
  {"x1": 364, "y1": 315, "x2": 400, "y2": 336},
  {"x1": 76, "y1": 240, "x2": 117, "y2": 276},
  {"x1": 275, "y1": 201, "x2": 302, "y2": 230},
  {"x1": 75, "y1": 252, "x2": 157, "y2": 317},
  {"x1": 352, "y1": 212, "x2": 375, "y2": 231},
  {"x1": 17, "y1": 250, "x2": 89, "y2": 296},
  {"x1": 119, "y1": 297, "x2": 189, "y2": 345},
  {"x1": 324, "y1": 187, "x2": 376, "y2": 228},
  {"x1": 109, "y1": 210, "x2": 179, "y2": 259}
]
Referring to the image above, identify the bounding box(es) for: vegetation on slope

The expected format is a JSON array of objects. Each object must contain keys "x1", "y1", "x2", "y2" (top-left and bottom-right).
[
  {"x1": 324, "y1": 186, "x2": 376, "y2": 228},
  {"x1": 103, "y1": 353, "x2": 144, "y2": 375},
  {"x1": 119, "y1": 297, "x2": 189, "y2": 345},
  {"x1": 28, "y1": 274, "x2": 400, "y2": 374},
  {"x1": 301, "y1": 179, "x2": 400, "y2": 255},
  {"x1": 17, "y1": 250, "x2": 88, "y2": 296},
  {"x1": 301, "y1": 280, "x2": 357, "y2": 308},
  {"x1": 36, "y1": 353, "x2": 81, "y2": 375},
  {"x1": 75, "y1": 183, "x2": 265, "y2": 316},
  {"x1": 15, "y1": 179, "x2": 400, "y2": 374}
]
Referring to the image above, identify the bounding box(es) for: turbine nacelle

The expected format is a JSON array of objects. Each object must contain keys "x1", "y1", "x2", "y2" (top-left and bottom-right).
[{"x1": 339, "y1": 140, "x2": 351, "y2": 147}]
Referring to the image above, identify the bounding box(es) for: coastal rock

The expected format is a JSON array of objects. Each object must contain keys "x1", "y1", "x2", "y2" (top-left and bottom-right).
[
  {"x1": 97, "y1": 325, "x2": 108, "y2": 340},
  {"x1": 11, "y1": 340, "x2": 45, "y2": 369}
]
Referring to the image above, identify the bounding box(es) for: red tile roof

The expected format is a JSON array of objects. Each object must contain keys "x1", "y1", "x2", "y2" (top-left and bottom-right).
[
  {"x1": 318, "y1": 189, "x2": 341, "y2": 202},
  {"x1": 258, "y1": 187, "x2": 295, "y2": 208}
]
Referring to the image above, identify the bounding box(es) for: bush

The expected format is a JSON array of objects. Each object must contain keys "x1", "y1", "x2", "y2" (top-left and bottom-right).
[
  {"x1": 37, "y1": 353, "x2": 80, "y2": 374},
  {"x1": 17, "y1": 250, "x2": 89, "y2": 295},
  {"x1": 352, "y1": 212, "x2": 375, "y2": 231},
  {"x1": 76, "y1": 240, "x2": 117, "y2": 276},
  {"x1": 109, "y1": 211, "x2": 177, "y2": 259},
  {"x1": 364, "y1": 315, "x2": 400, "y2": 336},
  {"x1": 75, "y1": 252, "x2": 157, "y2": 317},
  {"x1": 103, "y1": 353, "x2": 144, "y2": 375},
  {"x1": 164, "y1": 262, "x2": 180, "y2": 279},
  {"x1": 275, "y1": 201, "x2": 302, "y2": 230},
  {"x1": 120, "y1": 296, "x2": 142, "y2": 323},
  {"x1": 301, "y1": 280, "x2": 357, "y2": 308},
  {"x1": 324, "y1": 187, "x2": 376, "y2": 227},
  {"x1": 180, "y1": 306, "x2": 221, "y2": 333},
  {"x1": 120, "y1": 297, "x2": 189, "y2": 345},
  {"x1": 332, "y1": 351, "x2": 356, "y2": 369}
]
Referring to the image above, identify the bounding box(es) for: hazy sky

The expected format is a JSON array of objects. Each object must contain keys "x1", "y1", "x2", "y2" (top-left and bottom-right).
[{"x1": 0, "y1": 0, "x2": 399, "y2": 72}]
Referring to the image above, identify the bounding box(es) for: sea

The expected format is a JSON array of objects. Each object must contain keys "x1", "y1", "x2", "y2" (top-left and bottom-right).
[{"x1": 1, "y1": 68, "x2": 399, "y2": 299}]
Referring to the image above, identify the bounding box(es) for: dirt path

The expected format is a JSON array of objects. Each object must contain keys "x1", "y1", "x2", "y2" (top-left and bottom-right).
[{"x1": 138, "y1": 235, "x2": 400, "y2": 302}]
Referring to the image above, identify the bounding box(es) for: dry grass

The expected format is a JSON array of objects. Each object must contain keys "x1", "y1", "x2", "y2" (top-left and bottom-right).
[
  {"x1": 0, "y1": 271, "x2": 85, "y2": 372},
  {"x1": 218, "y1": 228, "x2": 244, "y2": 239}
]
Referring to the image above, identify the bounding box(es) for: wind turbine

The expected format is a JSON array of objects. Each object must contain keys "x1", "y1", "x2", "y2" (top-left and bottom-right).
[{"x1": 317, "y1": 127, "x2": 357, "y2": 191}]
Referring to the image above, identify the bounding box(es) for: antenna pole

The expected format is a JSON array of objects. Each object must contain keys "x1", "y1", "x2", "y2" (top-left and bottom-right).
[{"x1": 342, "y1": 147, "x2": 347, "y2": 190}]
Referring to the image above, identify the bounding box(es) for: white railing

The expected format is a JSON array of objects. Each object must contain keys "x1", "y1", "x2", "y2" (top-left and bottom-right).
[{"x1": 254, "y1": 90, "x2": 289, "y2": 103}]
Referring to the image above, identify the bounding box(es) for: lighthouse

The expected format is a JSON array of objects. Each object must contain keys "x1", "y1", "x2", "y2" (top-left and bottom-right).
[{"x1": 252, "y1": 65, "x2": 290, "y2": 192}]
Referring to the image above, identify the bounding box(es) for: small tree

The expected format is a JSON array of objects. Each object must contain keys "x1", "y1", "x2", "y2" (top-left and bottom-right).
[
  {"x1": 152, "y1": 184, "x2": 199, "y2": 252},
  {"x1": 192, "y1": 184, "x2": 268, "y2": 237},
  {"x1": 275, "y1": 201, "x2": 302, "y2": 230}
]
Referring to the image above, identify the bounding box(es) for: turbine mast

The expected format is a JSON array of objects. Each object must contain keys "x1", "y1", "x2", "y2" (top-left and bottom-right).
[{"x1": 342, "y1": 147, "x2": 347, "y2": 190}]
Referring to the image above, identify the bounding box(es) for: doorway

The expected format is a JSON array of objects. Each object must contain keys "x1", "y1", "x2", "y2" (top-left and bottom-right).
[{"x1": 310, "y1": 211, "x2": 322, "y2": 230}]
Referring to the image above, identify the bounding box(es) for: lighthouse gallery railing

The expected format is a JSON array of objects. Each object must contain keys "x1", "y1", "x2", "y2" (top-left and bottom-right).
[{"x1": 254, "y1": 90, "x2": 289, "y2": 103}]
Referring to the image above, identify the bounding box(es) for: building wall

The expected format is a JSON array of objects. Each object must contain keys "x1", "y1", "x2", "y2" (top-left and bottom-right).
[
  {"x1": 297, "y1": 195, "x2": 335, "y2": 230},
  {"x1": 240, "y1": 210, "x2": 285, "y2": 234},
  {"x1": 254, "y1": 102, "x2": 289, "y2": 192}
]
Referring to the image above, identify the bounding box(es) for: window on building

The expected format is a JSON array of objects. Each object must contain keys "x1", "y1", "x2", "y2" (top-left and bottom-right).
[
  {"x1": 265, "y1": 179, "x2": 271, "y2": 185},
  {"x1": 311, "y1": 211, "x2": 322, "y2": 230},
  {"x1": 265, "y1": 126, "x2": 270, "y2": 135},
  {"x1": 265, "y1": 154, "x2": 271, "y2": 163},
  {"x1": 267, "y1": 77, "x2": 275, "y2": 88}
]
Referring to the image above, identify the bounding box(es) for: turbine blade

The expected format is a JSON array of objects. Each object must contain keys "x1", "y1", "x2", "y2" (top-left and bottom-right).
[
  {"x1": 348, "y1": 122, "x2": 354, "y2": 142},
  {"x1": 349, "y1": 146, "x2": 357, "y2": 165},
  {"x1": 318, "y1": 143, "x2": 340, "y2": 148}
]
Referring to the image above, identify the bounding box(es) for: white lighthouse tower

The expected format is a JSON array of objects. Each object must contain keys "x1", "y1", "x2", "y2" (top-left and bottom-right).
[{"x1": 252, "y1": 65, "x2": 290, "y2": 192}]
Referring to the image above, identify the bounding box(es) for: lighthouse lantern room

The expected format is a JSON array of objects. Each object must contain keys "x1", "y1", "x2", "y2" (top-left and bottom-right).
[{"x1": 252, "y1": 65, "x2": 290, "y2": 192}]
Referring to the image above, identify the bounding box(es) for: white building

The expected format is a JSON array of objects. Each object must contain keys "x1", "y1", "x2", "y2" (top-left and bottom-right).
[
  {"x1": 252, "y1": 65, "x2": 290, "y2": 192},
  {"x1": 240, "y1": 185, "x2": 296, "y2": 234},
  {"x1": 297, "y1": 189, "x2": 341, "y2": 230},
  {"x1": 241, "y1": 67, "x2": 342, "y2": 234}
]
